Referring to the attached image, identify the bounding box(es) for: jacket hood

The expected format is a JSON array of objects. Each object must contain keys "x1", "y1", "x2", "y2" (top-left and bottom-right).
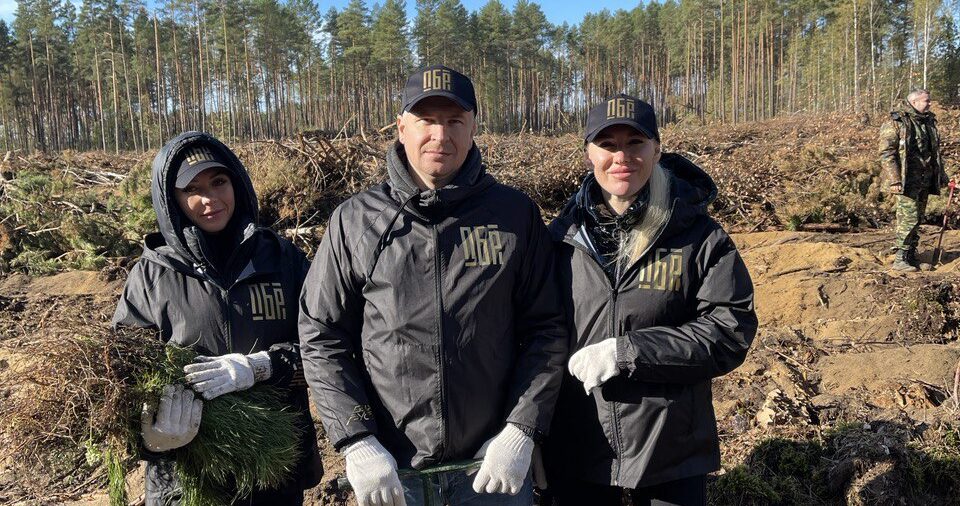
[
  {"x1": 894, "y1": 100, "x2": 935, "y2": 121},
  {"x1": 386, "y1": 141, "x2": 495, "y2": 218},
  {"x1": 147, "y1": 131, "x2": 259, "y2": 271},
  {"x1": 554, "y1": 152, "x2": 718, "y2": 243}
]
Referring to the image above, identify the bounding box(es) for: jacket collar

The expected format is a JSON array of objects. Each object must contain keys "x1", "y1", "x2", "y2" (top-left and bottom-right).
[
  {"x1": 551, "y1": 153, "x2": 718, "y2": 251},
  {"x1": 140, "y1": 228, "x2": 282, "y2": 288},
  {"x1": 386, "y1": 141, "x2": 495, "y2": 219},
  {"x1": 896, "y1": 101, "x2": 935, "y2": 122}
]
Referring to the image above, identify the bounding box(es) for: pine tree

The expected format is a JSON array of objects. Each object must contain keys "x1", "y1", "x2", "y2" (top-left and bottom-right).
[{"x1": 371, "y1": 0, "x2": 411, "y2": 121}]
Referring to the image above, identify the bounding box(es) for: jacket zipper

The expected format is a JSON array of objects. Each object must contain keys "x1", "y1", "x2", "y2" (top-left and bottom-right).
[
  {"x1": 609, "y1": 287, "x2": 623, "y2": 487},
  {"x1": 433, "y1": 224, "x2": 449, "y2": 459},
  {"x1": 222, "y1": 288, "x2": 232, "y2": 353},
  {"x1": 567, "y1": 234, "x2": 627, "y2": 486},
  {"x1": 196, "y1": 262, "x2": 233, "y2": 353},
  {"x1": 196, "y1": 261, "x2": 233, "y2": 354},
  {"x1": 610, "y1": 229, "x2": 629, "y2": 486}
]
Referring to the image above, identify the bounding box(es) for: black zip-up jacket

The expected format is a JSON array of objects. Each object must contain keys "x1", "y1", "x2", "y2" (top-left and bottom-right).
[
  {"x1": 299, "y1": 142, "x2": 568, "y2": 469},
  {"x1": 112, "y1": 131, "x2": 323, "y2": 495},
  {"x1": 543, "y1": 153, "x2": 757, "y2": 488}
]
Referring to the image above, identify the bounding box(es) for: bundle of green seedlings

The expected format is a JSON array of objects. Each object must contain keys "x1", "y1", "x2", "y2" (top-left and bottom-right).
[{"x1": 0, "y1": 324, "x2": 303, "y2": 505}]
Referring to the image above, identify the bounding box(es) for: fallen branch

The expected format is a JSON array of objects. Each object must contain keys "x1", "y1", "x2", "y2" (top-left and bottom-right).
[{"x1": 954, "y1": 357, "x2": 960, "y2": 411}]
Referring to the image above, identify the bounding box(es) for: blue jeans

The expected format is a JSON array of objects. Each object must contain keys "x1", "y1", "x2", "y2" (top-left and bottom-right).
[{"x1": 400, "y1": 469, "x2": 533, "y2": 506}]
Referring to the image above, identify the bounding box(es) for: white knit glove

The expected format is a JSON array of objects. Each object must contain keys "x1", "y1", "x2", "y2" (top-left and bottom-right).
[
  {"x1": 568, "y1": 338, "x2": 620, "y2": 394},
  {"x1": 183, "y1": 352, "x2": 272, "y2": 400},
  {"x1": 471, "y1": 424, "x2": 534, "y2": 495},
  {"x1": 344, "y1": 436, "x2": 406, "y2": 506},
  {"x1": 140, "y1": 384, "x2": 203, "y2": 452}
]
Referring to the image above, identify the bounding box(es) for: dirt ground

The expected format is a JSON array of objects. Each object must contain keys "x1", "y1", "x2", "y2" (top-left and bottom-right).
[{"x1": 1, "y1": 226, "x2": 959, "y2": 505}]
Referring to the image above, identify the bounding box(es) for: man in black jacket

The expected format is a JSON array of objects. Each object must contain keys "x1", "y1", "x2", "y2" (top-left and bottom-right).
[{"x1": 299, "y1": 65, "x2": 567, "y2": 506}]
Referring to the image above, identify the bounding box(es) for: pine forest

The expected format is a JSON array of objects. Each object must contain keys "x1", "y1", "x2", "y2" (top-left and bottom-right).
[{"x1": 0, "y1": 0, "x2": 958, "y2": 152}]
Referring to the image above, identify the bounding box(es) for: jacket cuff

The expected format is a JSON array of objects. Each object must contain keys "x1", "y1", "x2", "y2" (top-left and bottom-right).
[
  {"x1": 507, "y1": 422, "x2": 542, "y2": 443},
  {"x1": 138, "y1": 440, "x2": 170, "y2": 461},
  {"x1": 334, "y1": 431, "x2": 375, "y2": 453},
  {"x1": 264, "y1": 344, "x2": 305, "y2": 388}
]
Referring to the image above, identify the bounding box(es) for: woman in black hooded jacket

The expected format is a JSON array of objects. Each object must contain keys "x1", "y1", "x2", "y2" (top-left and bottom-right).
[
  {"x1": 113, "y1": 131, "x2": 322, "y2": 505},
  {"x1": 542, "y1": 95, "x2": 757, "y2": 505}
]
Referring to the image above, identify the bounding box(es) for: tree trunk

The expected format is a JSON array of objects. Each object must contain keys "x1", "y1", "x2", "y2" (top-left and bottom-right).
[
  {"x1": 108, "y1": 27, "x2": 120, "y2": 154},
  {"x1": 221, "y1": 5, "x2": 234, "y2": 140},
  {"x1": 243, "y1": 27, "x2": 255, "y2": 139},
  {"x1": 44, "y1": 38, "x2": 59, "y2": 151},
  {"x1": 134, "y1": 36, "x2": 148, "y2": 150},
  {"x1": 853, "y1": 0, "x2": 859, "y2": 110},
  {"x1": 869, "y1": 0, "x2": 877, "y2": 110},
  {"x1": 195, "y1": 0, "x2": 206, "y2": 132},
  {"x1": 117, "y1": 19, "x2": 140, "y2": 151},
  {"x1": 154, "y1": 15, "x2": 166, "y2": 143},
  {"x1": 0, "y1": 79, "x2": 9, "y2": 150},
  {"x1": 922, "y1": 0, "x2": 930, "y2": 89},
  {"x1": 94, "y1": 44, "x2": 107, "y2": 151},
  {"x1": 720, "y1": 0, "x2": 725, "y2": 122},
  {"x1": 172, "y1": 25, "x2": 187, "y2": 133},
  {"x1": 28, "y1": 35, "x2": 46, "y2": 152}
]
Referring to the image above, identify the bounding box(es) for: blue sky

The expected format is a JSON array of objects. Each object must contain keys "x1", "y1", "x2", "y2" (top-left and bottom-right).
[
  {"x1": 0, "y1": 0, "x2": 641, "y2": 26},
  {"x1": 0, "y1": 0, "x2": 17, "y2": 22}
]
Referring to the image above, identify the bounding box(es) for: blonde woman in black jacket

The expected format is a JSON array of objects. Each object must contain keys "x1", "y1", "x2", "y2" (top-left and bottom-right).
[{"x1": 543, "y1": 95, "x2": 757, "y2": 506}]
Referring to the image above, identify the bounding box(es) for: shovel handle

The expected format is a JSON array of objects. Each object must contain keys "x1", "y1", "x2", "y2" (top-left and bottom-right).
[{"x1": 933, "y1": 181, "x2": 957, "y2": 265}]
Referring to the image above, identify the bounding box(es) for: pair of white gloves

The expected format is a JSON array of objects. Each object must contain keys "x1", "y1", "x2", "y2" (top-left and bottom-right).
[
  {"x1": 140, "y1": 351, "x2": 273, "y2": 452},
  {"x1": 343, "y1": 339, "x2": 619, "y2": 506},
  {"x1": 344, "y1": 423, "x2": 534, "y2": 506}
]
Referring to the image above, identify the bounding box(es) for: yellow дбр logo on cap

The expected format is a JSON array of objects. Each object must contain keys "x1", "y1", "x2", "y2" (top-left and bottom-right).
[
  {"x1": 607, "y1": 97, "x2": 636, "y2": 119},
  {"x1": 423, "y1": 69, "x2": 453, "y2": 92},
  {"x1": 185, "y1": 146, "x2": 216, "y2": 166}
]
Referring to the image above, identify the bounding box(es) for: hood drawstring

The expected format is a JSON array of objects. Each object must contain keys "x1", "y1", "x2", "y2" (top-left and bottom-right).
[{"x1": 366, "y1": 190, "x2": 421, "y2": 279}]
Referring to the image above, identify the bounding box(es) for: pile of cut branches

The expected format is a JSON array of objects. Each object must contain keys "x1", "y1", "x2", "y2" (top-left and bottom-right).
[
  {"x1": 0, "y1": 152, "x2": 154, "y2": 275},
  {"x1": 477, "y1": 133, "x2": 585, "y2": 220},
  {"x1": 2, "y1": 106, "x2": 958, "y2": 273}
]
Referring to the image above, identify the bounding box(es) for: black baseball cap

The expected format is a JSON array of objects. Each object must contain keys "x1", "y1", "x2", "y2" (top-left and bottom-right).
[
  {"x1": 175, "y1": 145, "x2": 229, "y2": 188},
  {"x1": 402, "y1": 65, "x2": 477, "y2": 114},
  {"x1": 584, "y1": 94, "x2": 659, "y2": 143}
]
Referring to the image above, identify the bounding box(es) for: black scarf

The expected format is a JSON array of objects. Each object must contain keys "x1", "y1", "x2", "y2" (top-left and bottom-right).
[{"x1": 582, "y1": 179, "x2": 650, "y2": 280}]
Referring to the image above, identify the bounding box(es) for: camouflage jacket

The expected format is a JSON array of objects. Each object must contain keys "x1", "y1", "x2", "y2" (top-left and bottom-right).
[{"x1": 878, "y1": 102, "x2": 947, "y2": 196}]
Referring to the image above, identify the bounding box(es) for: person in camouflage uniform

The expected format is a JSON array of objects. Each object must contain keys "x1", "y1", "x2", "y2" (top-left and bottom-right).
[{"x1": 879, "y1": 89, "x2": 948, "y2": 271}]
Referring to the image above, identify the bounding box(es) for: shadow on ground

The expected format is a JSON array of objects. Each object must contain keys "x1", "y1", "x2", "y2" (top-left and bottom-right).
[{"x1": 707, "y1": 420, "x2": 960, "y2": 505}]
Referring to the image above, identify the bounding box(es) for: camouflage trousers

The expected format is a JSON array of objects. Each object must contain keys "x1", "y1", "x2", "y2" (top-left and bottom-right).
[{"x1": 895, "y1": 192, "x2": 929, "y2": 251}]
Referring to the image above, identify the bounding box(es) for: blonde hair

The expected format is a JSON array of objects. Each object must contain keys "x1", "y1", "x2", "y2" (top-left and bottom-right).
[{"x1": 618, "y1": 163, "x2": 672, "y2": 266}]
